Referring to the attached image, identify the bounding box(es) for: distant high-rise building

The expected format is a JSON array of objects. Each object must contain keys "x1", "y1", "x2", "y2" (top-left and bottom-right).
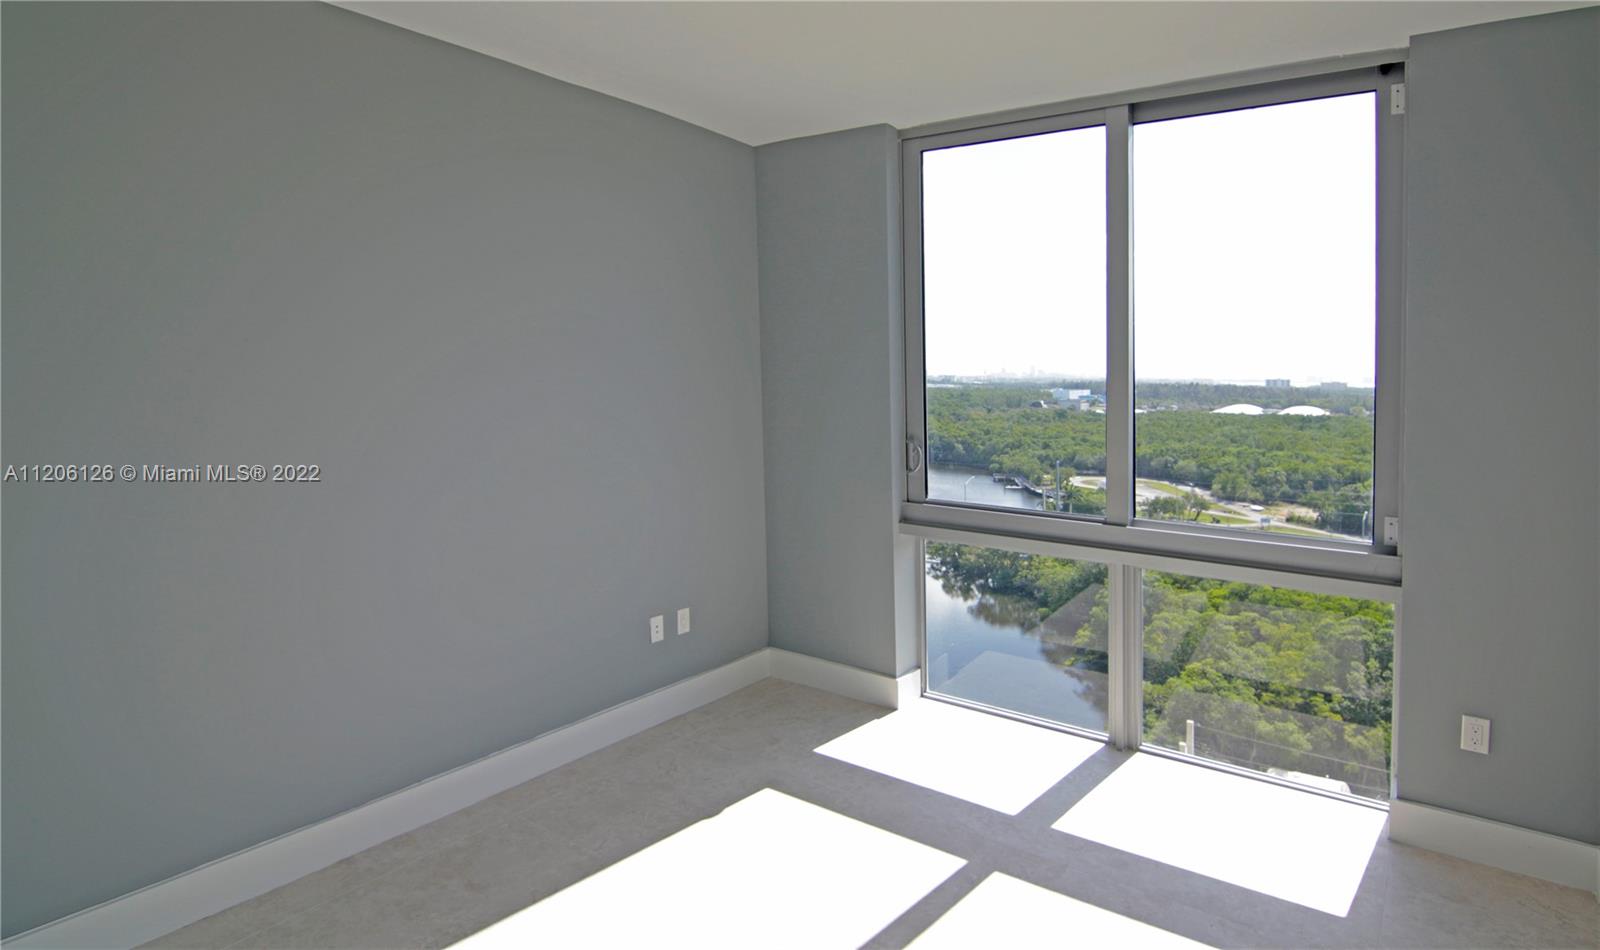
[{"x1": 1265, "y1": 378, "x2": 1292, "y2": 389}]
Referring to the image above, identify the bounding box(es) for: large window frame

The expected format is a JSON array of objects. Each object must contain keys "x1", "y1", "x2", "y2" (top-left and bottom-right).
[
  {"x1": 902, "y1": 62, "x2": 1405, "y2": 802},
  {"x1": 902, "y1": 64, "x2": 1404, "y2": 588}
]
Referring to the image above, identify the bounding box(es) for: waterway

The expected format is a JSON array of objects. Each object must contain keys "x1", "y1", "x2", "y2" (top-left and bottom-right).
[
  {"x1": 926, "y1": 464, "x2": 1043, "y2": 511},
  {"x1": 924, "y1": 558, "x2": 1108, "y2": 733}
]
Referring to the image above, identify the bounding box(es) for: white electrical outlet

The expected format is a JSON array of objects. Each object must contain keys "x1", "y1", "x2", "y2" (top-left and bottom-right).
[
  {"x1": 649, "y1": 615, "x2": 665, "y2": 644},
  {"x1": 1460, "y1": 715, "x2": 1490, "y2": 754},
  {"x1": 677, "y1": 607, "x2": 691, "y2": 636}
]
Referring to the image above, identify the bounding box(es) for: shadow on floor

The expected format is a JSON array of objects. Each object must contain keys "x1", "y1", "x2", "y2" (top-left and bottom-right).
[{"x1": 145, "y1": 680, "x2": 1599, "y2": 950}]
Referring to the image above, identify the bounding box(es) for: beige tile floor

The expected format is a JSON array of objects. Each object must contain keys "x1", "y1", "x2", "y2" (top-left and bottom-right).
[{"x1": 143, "y1": 680, "x2": 1598, "y2": 949}]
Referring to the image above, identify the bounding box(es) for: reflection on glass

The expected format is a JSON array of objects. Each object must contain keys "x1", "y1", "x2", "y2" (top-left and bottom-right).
[
  {"x1": 1141, "y1": 570, "x2": 1394, "y2": 800},
  {"x1": 925, "y1": 542, "x2": 1108, "y2": 733},
  {"x1": 922, "y1": 126, "x2": 1107, "y2": 515},
  {"x1": 1132, "y1": 93, "x2": 1377, "y2": 540}
]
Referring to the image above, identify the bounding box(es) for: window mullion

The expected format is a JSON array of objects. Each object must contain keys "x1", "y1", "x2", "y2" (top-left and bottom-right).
[
  {"x1": 1104, "y1": 107, "x2": 1142, "y2": 753},
  {"x1": 1104, "y1": 104, "x2": 1134, "y2": 526},
  {"x1": 1107, "y1": 563, "x2": 1143, "y2": 749}
]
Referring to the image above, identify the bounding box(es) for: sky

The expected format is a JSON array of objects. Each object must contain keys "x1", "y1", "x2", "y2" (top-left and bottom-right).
[{"x1": 922, "y1": 92, "x2": 1377, "y2": 387}]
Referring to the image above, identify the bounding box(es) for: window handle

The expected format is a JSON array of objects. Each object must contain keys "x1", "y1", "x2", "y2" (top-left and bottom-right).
[{"x1": 906, "y1": 439, "x2": 925, "y2": 474}]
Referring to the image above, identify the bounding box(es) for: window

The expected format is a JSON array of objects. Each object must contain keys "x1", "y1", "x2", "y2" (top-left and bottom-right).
[
  {"x1": 923, "y1": 125, "x2": 1107, "y2": 515},
  {"x1": 1133, "y1": 94, "x2": 1377, "y2": 540},
  {"x1": 904, "y1": 66, "x2": 1402, "y2": 804},
  {"x1": 917, "y1": 535, "x2": 1398, "y2": 802},
  {"x1": 1141, "y1": 570, "x2": 1394, "y2": 800},
  {"x1": 904, "y1": 67, "x2": 1402, "y2": 580}
]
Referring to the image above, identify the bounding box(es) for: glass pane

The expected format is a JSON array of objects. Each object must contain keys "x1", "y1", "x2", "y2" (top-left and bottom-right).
[
  {"x1": 925, "y1": 542, "x2": 1108, "y2": 733},
  {"x1": 1141, "y1": 570, "x2": 1394, "y2": 800},
  {"x1": 922, "y1": 126, "x2": 1107, "y2": 516},
  {"x1": 1132, "y1": 94, "x2": 1377, "y2": 540}
]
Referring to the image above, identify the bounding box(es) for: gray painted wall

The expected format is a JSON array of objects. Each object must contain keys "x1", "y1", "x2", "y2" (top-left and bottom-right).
[
  {"x1": 755, "y1": 126, "x2": 917, "y2": 677},
  {"x1": 1400, "y1": 7, "x2": 1599, "y2": 843},
  {"x1": 1, "y1": 2, "x2": 765, "y2": 936}
]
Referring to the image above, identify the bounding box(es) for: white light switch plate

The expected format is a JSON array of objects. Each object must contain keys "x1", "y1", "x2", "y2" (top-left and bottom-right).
[
  {"x1": 650, "y1": 615, "x2": 665, "y2": 644},
  {"x1": 1460, "y1": 715, "x2": 1490, "y2": 754},
  {"x1": 677, "y1": 607, "x2": 691, "y2": 635}
]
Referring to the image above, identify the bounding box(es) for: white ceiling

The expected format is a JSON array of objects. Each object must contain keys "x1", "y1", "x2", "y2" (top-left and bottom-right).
[{"x1": 339, "y1": 1, "x2": 1587, "y2": 145}]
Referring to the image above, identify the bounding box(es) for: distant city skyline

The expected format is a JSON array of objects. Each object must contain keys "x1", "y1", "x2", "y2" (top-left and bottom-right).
[{"x1": 928, "y1": 369, "x2": 1363, "y2": 383}]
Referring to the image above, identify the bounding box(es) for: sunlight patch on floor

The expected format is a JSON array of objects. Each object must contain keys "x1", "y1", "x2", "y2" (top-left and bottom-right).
[
  {"x1": 1052, "y1": 753, "x2": 1385, "y2": 916},
  {"x1": 813, "y1": 697, "x2": 1101, "y2": 814},
  {"x1": 909, "y1": 872, "x2": 1211, "y2": 949},
  {"x1": 448, "y1": 788, "x2": 964, "y2": 950}
]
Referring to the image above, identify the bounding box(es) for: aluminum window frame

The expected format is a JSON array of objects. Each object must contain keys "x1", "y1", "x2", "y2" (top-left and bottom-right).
[{"x1": 902, "y1": 64, "x2": 1405, "y2": 586}]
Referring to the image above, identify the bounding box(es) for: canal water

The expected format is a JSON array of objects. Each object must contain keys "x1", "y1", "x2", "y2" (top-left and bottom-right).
[
  {"x1": 926, "y1": 464, "x2": 1044, "y2": 511},
  {"x1": 923, "y1": 555, "x2": 1109, "y2": 734}
]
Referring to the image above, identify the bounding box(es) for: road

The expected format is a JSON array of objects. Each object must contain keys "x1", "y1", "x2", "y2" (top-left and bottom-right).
[{"x1": 1069, "y1": 475, "x2": 1358, "y2": 540}]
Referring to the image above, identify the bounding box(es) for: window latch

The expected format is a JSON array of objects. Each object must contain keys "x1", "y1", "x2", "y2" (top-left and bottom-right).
[
  {"x1": 906, "y1": 439, "x2": 924, "y2": 474},
  {"x1": 1390, "y1": 83, "x2": 1406, "y2": 115}
]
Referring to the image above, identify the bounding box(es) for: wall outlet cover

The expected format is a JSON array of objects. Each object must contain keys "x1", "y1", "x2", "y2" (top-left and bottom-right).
[
  {"x1": 677, "y1": 607, "x2": 691, "y2": 635},
  {"x1": 650, "y1": 615, "x2": 665, "y2": 644},
  {"x1": 1460, "y1": 715, "x2": 1490, "y2": 754}
]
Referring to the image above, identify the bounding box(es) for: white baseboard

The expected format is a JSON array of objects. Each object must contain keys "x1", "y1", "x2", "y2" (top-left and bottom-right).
[
  {"x1": 4, "y1": 647, "x2": 793, "y2": 950},
  {"x1": 1389, "y1": 799, "x2": 1600, "y2": 896},
  {"x1": 767, "y1": 647, "x2": 906, "y2": 708}
]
